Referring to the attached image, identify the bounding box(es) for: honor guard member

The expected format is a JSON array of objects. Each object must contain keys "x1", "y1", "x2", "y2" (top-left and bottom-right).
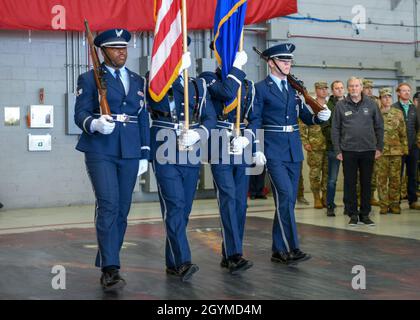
[
  {"x1": 200, "y1": 45, "x2": 254, "y2": 274},
  {"x1": 74, "y1": 29, "x2": 150, "y2": 291},
  {"x1": 248, "y1": 43, "x2": 331, "y2": 265},
  {"x1": 148, "y1": 39, "x2": 217, "y2": 282}
]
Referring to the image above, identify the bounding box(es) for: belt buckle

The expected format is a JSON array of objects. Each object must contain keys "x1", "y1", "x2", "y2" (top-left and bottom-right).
[
  {"x1": 116, "y1": 114, "x2": 129, "y2": 123},
  {"x1": 285, "y1": 125, "x2": 293, "y2": 132}
]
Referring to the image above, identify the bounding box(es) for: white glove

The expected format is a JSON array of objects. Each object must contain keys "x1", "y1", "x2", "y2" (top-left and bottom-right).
[
  {"x1": 137, "y1": 159, "x2": 148, "y2": 176},
  {"x1": 232, "y1": 136, "x2": 250, "y2": 150},
  {"x1": 317, "y1": 105, "x2": 331, "y2": 121},
  {"x1": 179, "y1": 52, "x2": 191, "y2": 75},
  {"x1": 91, "y1": 115, "x2": 115, "y2": 135},
  {"x1": 232, "y1": 50, "x2": 248, "y2": 70},
  {"x1": 180, "y1": 129, "x2": 201, "y2": 147},
  {"x1": 253, "y1": 151, "x2": 267, "y2": 166}
]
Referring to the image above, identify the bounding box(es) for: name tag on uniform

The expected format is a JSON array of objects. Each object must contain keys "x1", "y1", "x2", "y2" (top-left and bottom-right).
[
  {"x1": 363, "y1": 108, "x2": 369, "y2": 115},
  {"x1": 345, "y1": 111, "x2": 352, "y2": 116}
]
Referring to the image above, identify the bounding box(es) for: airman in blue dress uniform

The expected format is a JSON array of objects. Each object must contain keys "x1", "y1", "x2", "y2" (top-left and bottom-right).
[
  {"x1": 74, "y1": 29, "x2": 150, "y2": 291},
  {"x1": 200, "y1": 47, "x2": 255, "y2": 274},
  {"x1": 148, "y1": 43, "x2": 217, "y2": 281},
  {"x1": 249, "y1": 43, "x2": 331, "y2": 265}
]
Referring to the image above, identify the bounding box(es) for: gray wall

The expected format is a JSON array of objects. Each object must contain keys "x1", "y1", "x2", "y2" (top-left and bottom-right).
[{"x1": 0, "y1": 0, "x2": 419, "y2": 209}]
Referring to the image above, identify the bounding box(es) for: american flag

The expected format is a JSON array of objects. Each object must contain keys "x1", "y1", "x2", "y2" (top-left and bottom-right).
[{"x1": 149, "y1": 0, "x2": 183, "y2": 102}]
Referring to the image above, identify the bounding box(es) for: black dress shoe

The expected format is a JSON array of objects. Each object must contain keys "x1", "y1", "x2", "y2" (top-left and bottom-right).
[
  {"x1": 221, "y1": 255, "x2": 253, "y2": 275},
  {"x1": 289, "y1": 249, "x2": 311, "y2": 263},
  {"x1": 100, "y1": 269, "x2": 126, "y2": 292},
  {"x1": 166, "y1": 263, "x2": 199, "y2": 282},
  {"x1": 271, "y1": 252, "x2": 297, "y2": 266}
]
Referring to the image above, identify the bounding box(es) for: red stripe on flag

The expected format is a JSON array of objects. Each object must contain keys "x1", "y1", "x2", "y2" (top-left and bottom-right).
[
  {"x1": 149, "y1": 0, "x2": 183, "y2": 102},
  {"x1": 150, "y1": 37, "x2": 182, "y2": 94},
  {"x1": 151, "y1": 0, "x2": 181, "y2": 57}
]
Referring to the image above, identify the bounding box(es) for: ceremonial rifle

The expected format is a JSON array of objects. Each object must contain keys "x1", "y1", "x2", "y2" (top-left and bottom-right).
[{"x1": 84, "y1": 19, "x2": 112, "y2": 116}]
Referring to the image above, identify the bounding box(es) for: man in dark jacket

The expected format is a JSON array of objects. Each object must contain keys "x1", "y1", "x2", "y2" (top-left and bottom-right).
[
  {"x1": 332, "y1": 77, "x2": 384, "y2": 226},
  {"x1": 392, "y1": 83, "x2": 420, "y2": 210},
  {"x1": 322, "y1": 80, "x2": 345, "y2": 216}
]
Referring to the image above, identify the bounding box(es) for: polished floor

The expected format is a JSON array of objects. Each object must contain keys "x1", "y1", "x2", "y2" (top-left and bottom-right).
[{"x1": 1, "y1": 192, "x2": 420, "y2": 300}]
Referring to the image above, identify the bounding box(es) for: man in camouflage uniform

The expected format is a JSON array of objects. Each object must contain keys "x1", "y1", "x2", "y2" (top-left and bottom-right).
[
  {"x1": 362, "y1": 79, "x2": 380, "y2": 206},
  {"x1": 377, "y1": 88, "x2": 408, "y2": 214},
  {"x1": 301, "y1": 81, "x2": 329, "y2": 209},
  {"x1": 297, "y1": 138, "x2": 310, "y2": 205}
]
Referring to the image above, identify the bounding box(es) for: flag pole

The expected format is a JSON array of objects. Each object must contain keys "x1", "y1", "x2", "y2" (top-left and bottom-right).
[
  {"x1": 235, "y1": 30, "x2": 244, "y2": 137},
  {"x1": 181, "y1": 0, "x2": 189, "y2": 130}
]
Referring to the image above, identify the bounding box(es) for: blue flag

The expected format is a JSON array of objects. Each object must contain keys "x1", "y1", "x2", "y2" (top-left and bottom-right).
[{"x1": 213, "y1": 0, "x2": 248, "y2": 113}]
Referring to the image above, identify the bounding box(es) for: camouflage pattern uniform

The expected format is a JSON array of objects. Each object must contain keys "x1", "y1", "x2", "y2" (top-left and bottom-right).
[
  {"x1": 300, "y1": 112, "x2": 328, "y2": 205},
  {"x1": 297, "y1": 119, "x2": 309, "y2": 205},
  {"x1": 377, "y1": 88, "x2": 408, "y2": 213},
  {"x1": 360, "y1": 79, "x2": 380, "y2": 204}
]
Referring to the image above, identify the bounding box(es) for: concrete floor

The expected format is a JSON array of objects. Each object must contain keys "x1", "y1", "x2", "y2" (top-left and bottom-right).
[
  {"x1": 1, "y1": 192, "x2": 420, "y2": 300},
  {"x1": 1, "y1": 192, "x2": 419, "y2": 240}
]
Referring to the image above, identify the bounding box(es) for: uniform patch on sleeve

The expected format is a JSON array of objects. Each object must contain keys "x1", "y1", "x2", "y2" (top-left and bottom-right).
[{"x1": 76, "y1": 88, "x2": 83, "y2": 97}]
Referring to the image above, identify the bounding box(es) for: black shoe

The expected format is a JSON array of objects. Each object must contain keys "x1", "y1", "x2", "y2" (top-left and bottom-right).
[
  {"x1": 0, "y1": 202, "x2": 3, "y2": 209},
  {"x1": 166, "y1": 263, "x2": 199, "y2": 282},
  {"x1": 326, "y1": 207, "x2": 336, "y2": 217},
  {"x1": 100, "y1": 269, "x2": 126, "y2": 292},
  {"x1": 289, "y1": 249, "x2": 312, "y2": 264},
  {"x1": 359, "y1": 216, "x2": 375, "y2": 226},
  {"x1": 349, "y1": 215, "x2": 359, "y2": 226},
  {"x1": 221, "y1": 255, "x2": 253, "y2": 275},
  {"x1": 250, "y1": 195, "x2": 256, "y2": 200},
  {"x1": 271, "y1": 252, "x2": 297, "y2": 266}
]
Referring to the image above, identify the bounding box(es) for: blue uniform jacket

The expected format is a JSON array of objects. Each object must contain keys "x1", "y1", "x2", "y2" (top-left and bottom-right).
[
  {"x1": 147, "y1": 76, "x2": 217, "y2": 167},
  {"x1": 74, "y1": 64, "x2": 150, "y2": 160},
  {"x1": 200, "y1": 67, "x2": 256, "y2": 165},
  {"x1": 248, "y1": 76, "x2": 323, "y2": 162}
]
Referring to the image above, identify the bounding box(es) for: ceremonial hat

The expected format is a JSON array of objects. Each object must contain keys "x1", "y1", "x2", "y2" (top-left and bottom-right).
[
  {"x1": 94, "y1": 29, "x2": 131, "y2": 48},
  {"x1": 262, "y1": 43, "x2": 295, "y2": 60}
]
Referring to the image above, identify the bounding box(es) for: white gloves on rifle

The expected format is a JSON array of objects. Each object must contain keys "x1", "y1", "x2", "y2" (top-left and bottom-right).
[
  {"x1": 233, "y1": 50, "x2": 248, "y2": 70},
  {"x1": 253, "y1": 151, "x2": 267, "y2": 166},
  {"x1": 137, "y1": 159, "x2": 149, "y2": 177},
  {"x1": 232, "y1": 136, "x2": 250, "y2": 150},
  {"x1": 180, "y1": 129, "x2": 201, "y2": 147},
  {"x1": 91, "y1": 115, "x2": 115, "y2": 135},
  {"x1": 179, "y1": 52, "x2": 192, "y2": 75},
  {"x1": 317, "y1": 105, "x2": 331, "y2": 121}
]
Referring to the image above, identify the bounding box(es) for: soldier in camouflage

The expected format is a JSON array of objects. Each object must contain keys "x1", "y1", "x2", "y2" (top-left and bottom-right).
[
  {"x1": 362, "y1": 79, "x2": 380, "y2": 206},
  {"x1": 301, "y1": 81, "x2": 329, "y2": 209},
  {"x1": 377, "y1": 88, "x2": 408, "y2": 214}
]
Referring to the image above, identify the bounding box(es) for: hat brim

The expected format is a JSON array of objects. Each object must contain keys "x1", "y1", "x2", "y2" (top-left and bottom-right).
[
  {"x1": 271, "y1": 54, "x2": 294, "y2": 60},
  {"x1": 101, "y1": 41, "x2": 128, "y2": 48}
]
